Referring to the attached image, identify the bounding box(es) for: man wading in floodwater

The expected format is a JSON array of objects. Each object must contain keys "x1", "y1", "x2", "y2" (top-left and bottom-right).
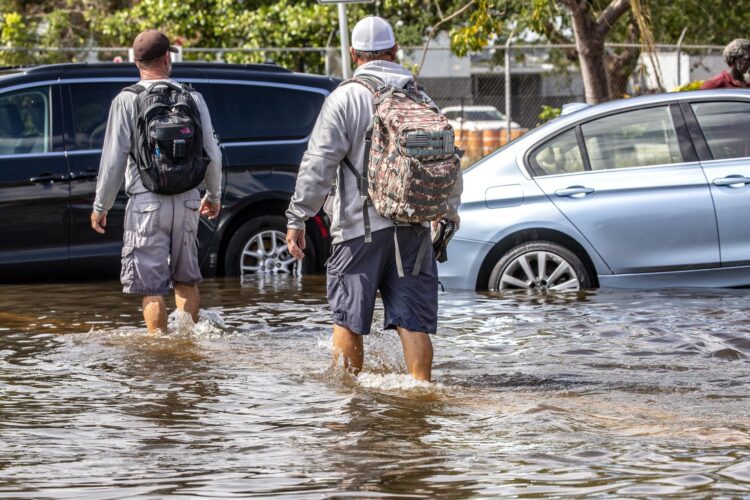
[
  {"x1": 90, "y1": 30, "x2": 222, "y2": 334},
  {"x1": 286, "y1": 16, "x2": 463, "y2": 381}
]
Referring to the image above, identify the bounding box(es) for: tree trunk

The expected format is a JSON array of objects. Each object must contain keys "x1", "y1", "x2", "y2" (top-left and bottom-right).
[
  {"x1": 559, "y1": 0, "x2": 632, "y2": 104},
  {"x1": 569, "y1": 11, "x2": 611, "y2": 103},
  {"x1": 608, "y1": 20, "x2": 641, "y2": 99}
]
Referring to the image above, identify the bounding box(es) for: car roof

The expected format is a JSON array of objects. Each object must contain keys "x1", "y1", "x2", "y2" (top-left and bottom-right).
[
  {"x1": 442, "y1": 105, "x2": 500, "y2": 112},
  {"x1": 0, "y1": 62, "x2": 339, "y2": 91},
  {"x1": 520, "y1": 88, "x2": 750, "y2": 144}
]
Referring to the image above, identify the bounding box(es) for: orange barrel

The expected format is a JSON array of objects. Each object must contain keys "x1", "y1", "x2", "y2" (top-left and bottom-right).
[
  {"x1": 466, "y1": 129, "x2": 483, "y2": 159},
  {"x1": 499, "y1": 127, "x2": 510, "y2": 146},
  {"x1": 511, "y1": 128, "x2": 528, "y2": 141},
  {"x1": 454, "y1": 127, "x2": 468, "y2": 151},
  {"x1": 482, "y1": 127, "x2": 501, "y2": 155}
]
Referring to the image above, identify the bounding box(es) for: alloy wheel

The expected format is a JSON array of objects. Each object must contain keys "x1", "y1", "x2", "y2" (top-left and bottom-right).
[
  {"x1": 239, "y1": 229, "x2": 298, "y2": 276},
  {"x1": 498, "y1": 250, "x2": 580, "y2": 291}
]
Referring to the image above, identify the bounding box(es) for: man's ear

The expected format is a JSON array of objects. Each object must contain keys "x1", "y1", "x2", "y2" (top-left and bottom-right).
[{"x1": 390, "y1": 45, "x2": 399, "y2": 62}]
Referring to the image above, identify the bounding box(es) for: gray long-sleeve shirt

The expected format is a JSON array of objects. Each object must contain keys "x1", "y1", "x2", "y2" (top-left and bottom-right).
[
  {"x1": 286, "y1": 61, "x2": 463, "y2": 244},
  {"x1": 93, "y1": 78, "x2": 222, "y2": 213}
]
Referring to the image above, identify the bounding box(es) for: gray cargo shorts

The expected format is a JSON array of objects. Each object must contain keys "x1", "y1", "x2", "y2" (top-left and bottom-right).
[
  {"x1": 121, "y1": 189, "x2": 203, "y2": 296},
  {"x1": 326, "y1": 225, "x2": 438, "y2": 335}
]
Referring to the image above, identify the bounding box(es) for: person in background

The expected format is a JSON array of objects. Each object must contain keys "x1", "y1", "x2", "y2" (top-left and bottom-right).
[{"x1": 701, "y1": 39, "x2": 750, "y2": 89}]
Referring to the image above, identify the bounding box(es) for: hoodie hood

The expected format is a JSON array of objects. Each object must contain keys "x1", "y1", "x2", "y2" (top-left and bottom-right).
[{"x1": 354, "y1": 60, "x2": 414, "y2": 89}]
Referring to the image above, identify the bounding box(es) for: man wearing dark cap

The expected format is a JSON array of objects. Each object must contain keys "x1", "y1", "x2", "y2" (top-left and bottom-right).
[{"x1": 90, "y1": 30, "x2": 222, "y2": 334}]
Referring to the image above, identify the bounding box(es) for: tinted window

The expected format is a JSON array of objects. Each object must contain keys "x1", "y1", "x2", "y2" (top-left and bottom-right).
[
  {"x1": 0, "y1": 86, "x2": 51, "y2": 155},
  {"x1": 210, "y1": 83, "x2": 324, "y2": 141},
  {"x1": 692, "y1": 101, "x2": 750, "y2": 160},
  {"x1": 70, "y1": 83, "x2": 125, "y2": 150},
  {"x1": 530, "y1": 128, "x2": 583, "y2": 175},
  {"x1": 581, "y1": 106, "x2": 682, "y2": 170}
]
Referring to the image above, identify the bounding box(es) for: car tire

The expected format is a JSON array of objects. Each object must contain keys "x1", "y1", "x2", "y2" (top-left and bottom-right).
[
  {"x1": 488, "y1": 241, "x2": 593, "y2": 292},
  {"x1": 223, "y1": 215, "x2": 315, "y2": 277}
]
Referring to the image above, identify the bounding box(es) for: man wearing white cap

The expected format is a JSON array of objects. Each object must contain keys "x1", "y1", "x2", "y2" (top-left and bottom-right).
[{"x1": 286, "y1": 17, "x2": 462, "y2": 382}]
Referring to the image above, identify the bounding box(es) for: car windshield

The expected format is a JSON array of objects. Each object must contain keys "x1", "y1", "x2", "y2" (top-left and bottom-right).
[{"x1": 446, "y1": 109, "x2": 504, "y2": 121}]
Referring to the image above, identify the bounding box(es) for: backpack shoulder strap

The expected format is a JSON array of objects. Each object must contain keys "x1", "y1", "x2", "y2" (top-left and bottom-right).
[
  {"x1": 122, "y1": 84, "x2": 146, "y2": 95},
  {"x1": 339, "y1": 74, "x2": 385, "y2": 95}
]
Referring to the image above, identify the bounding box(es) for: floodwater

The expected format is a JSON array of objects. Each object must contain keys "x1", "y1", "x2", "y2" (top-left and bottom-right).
[{"x1": 0, "y1": 277, "x2": 749, "y2": 499}]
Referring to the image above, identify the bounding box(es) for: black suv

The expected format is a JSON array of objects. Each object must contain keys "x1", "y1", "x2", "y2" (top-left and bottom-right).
[{"x1": 0, "y1": 62, "x2": 338, "y2": 280}]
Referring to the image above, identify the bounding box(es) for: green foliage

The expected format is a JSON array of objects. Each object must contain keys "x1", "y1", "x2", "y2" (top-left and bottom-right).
[
  {"x1": 673, "y1": 80, "x2": 704, "y2": 92},
  {"x1": 537, "y1": 104, "x2": 561, "y2": 125},
  {"x1": 2, "y1": 0, "x2": 750, "y2": 75}
]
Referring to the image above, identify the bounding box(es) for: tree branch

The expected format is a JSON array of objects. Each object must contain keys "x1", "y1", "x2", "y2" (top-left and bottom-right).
[
  {"x1": 416, "y1": 0, "x2": 476, "y2": 76},
  {"x1": 597, "y1": 0, "x2": 631, "y2": 38}
]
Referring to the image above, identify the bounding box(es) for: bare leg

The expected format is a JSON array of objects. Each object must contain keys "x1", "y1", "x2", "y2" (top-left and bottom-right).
[
  {"x1": 397, "y1": 328, "x2": 433, "y2": 382},
  {"x1": 142, "y1": 295, "x2": 167, "y2": 334},
  {"x1": 332, "y1": 324, "x2": 364, "y2": 376},
  {"x1": 174, "y1": 283, "x2": 200, "y2": 323}
]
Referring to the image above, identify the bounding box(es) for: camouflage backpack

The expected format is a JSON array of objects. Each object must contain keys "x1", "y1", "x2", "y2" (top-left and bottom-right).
[{"x1": 340, "y1": 75, "x2": 461, "y2": 246}]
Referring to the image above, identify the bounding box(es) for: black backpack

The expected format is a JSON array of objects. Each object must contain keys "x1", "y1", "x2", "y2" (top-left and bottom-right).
[{"x1": 123, "y1": 81, "x2": 209, "y2": 195}]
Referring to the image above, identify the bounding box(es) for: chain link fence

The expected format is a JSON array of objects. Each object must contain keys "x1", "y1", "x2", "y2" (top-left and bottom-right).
[{"x1": 0, "y1": 42, "x2": 729, "y2": 166}]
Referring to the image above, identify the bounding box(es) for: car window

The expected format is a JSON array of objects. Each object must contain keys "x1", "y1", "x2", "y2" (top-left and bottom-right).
[
  {"x1": 70, "y1": 83, "x2": 126, "y2": 150},
  {"x1": 581, "y1": 106, "x2": 682, "y2": 170},
  {"x1": 530, "y1": 128, "x2": 584, "y2": 176},
  {"x1": 691, "y1": 101, "x2": 750, "y2": 160},
  {"x1": 210, "y1": 83, "x2": 324, "y2": 142},
  {"x1": 0, "y1": 86, "x2": 51, "y2": 155},
  {"x1": 467, "y1": 110, "x2": 503, "y2": 121}
]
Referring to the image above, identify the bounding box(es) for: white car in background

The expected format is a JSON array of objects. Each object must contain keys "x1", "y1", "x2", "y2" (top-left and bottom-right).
[{"x1": 442, "y1": 105, "x2": 521, "y2": 131}]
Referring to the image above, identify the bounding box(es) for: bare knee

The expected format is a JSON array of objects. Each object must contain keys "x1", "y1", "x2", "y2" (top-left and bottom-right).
[
  {"x1": 174, "y1": 283, "x2": 199, "y2": 323},
  {"x1": 397, "y1": 328, "x2": 433, "y2": 382},
  {"x1": 332, "y1": 324, "x2": 364, "y2": 375},
  {"x1": 142, "y1": 295, "x2": 167, "y2": 334}
]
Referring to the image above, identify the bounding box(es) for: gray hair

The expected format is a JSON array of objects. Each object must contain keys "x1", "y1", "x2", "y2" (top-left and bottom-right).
[
  {"x1": 723, "y1": 38, "x2": 750, "y2": 66},
  {"x1": 351, "y1": 46, "x2": 395, "y2": 62}
]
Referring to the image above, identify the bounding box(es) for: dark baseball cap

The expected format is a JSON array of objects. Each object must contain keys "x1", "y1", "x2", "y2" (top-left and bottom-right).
[{"x1": 132, "y1": 30, "x2": 178, "y2": 61}]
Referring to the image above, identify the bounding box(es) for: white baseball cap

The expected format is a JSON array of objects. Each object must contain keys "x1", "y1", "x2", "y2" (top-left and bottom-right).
[{"x1": 351, "y1": 16, "x2": 396, "y2": 52}]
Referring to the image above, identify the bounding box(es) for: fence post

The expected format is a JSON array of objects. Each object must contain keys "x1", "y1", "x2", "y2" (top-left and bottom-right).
[
  {"x1": 676, "y1": 27, "x2": 688, "y2": 88},
  {"x1": 504, "y1": 31, "x2": 515, "y2": 144},
  {"x1": 338, "y1": 3, "x2": 351, "y2": 79}
]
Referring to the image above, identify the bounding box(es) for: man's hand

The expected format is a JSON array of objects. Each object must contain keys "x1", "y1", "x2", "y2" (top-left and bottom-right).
[
  {"x1": 200, "y1": 198, "x2": 220, "y2": 219},
  {"x1": 432, "y1": 215, "x2": 461, "y2": 232},
  {"x1": 286, "y1": 227, "x2": 306, "y2": 260},
  {"x1": 90, "y1": 210, "x2": 107, "y2": 234},
  {"x1": 447, "y1": 214, "x2": 460, "y2": 231}
]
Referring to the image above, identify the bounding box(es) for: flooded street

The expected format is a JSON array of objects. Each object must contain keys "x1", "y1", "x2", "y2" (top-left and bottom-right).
[{"x1": 1, "y1": 277, "x2": 749, "y2": 498}]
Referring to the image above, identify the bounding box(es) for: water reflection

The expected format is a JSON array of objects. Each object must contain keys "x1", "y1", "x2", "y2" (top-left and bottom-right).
[{"x1": 0, "y1": 278, "x2": 748, "y2": 497}]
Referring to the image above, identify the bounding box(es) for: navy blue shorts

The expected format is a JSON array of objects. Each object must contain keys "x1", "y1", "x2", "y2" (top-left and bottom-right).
[{"x1": 326, "y1": 226, "x2": 438, "y2": 335}]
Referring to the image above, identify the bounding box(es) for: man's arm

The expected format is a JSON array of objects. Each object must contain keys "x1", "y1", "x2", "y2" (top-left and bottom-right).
[
  {"x1": 445, "y1": 169, "x2": 463, "y2": 227},
  {"x1": 193, "y1": 92, "x2": 222, "y2": 207},
  {"x1": 91, "y1": 94, "x2": 132, "y2": 233},
  {"x1": 285, "y1": 89, "x2": 352, "y2": 258}
]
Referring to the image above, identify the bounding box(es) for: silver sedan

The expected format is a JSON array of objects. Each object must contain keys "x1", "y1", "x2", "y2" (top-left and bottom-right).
[{"x1": 439, "y1": 89, "x2": 750, "y2": 291}]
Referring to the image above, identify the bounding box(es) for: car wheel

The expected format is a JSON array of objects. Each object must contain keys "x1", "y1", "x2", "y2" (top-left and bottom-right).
[
  {"x1": 223, "y1": 215, "x2": 314, "y2": 277},
  {"x1": 488, "y1": 241, "x2": 593, "y2": 292}
]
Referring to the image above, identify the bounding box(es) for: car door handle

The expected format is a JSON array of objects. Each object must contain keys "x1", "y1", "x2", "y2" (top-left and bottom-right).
[
  {"x1": 712, "y1": 176, "x2": 750, "y2": 187},
  {"x1": 554, "y1": 186, "x2": 595, "y2": 198},
  {"x1": 69, "y1": 169, "x2": 98, "y2": 181},
  {"x1": 29, "y1": 173, "x2": 68, "y2": 184}
]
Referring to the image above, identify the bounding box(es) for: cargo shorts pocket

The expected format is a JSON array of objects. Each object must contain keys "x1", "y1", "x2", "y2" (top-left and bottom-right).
[
  {"x1": 132, "y1": 201, "x2": 161, "y2": 236},
  {"x1": 120, "y1": 244, "x2": 135, "y2": 287},
  {"x1": 184, "y1": 199, "x2": 201, "y2": 233}
]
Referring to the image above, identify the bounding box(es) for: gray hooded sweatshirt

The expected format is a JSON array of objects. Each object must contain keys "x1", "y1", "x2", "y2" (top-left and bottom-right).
[
  {"x1": 93, "y1": 79, "x2": 222, "y2": 214},
  {"x1": 286, "y1": 60, "x2": 463, "y2": 244}
]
